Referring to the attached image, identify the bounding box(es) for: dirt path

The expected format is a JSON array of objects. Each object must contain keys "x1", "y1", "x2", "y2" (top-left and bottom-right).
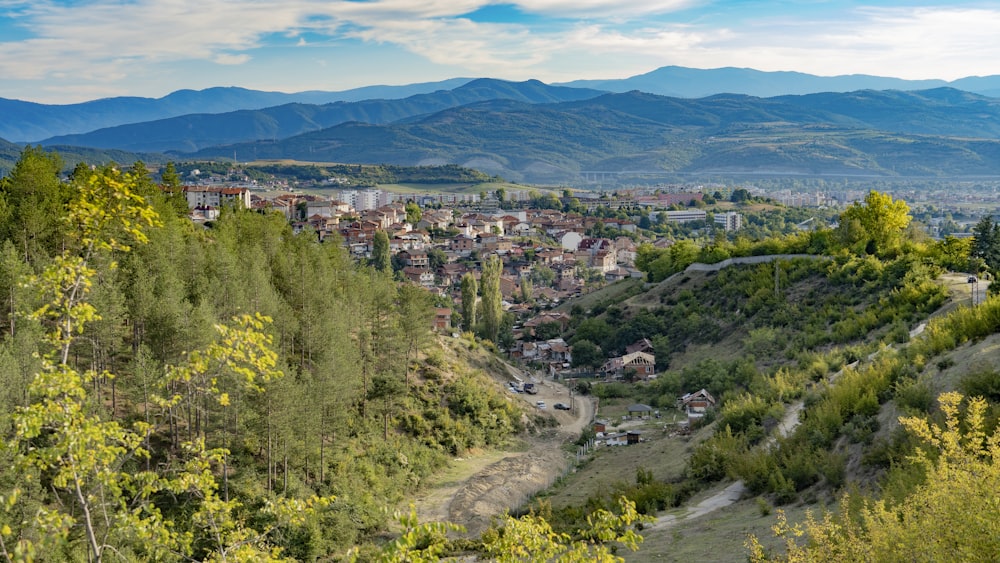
[{"x1": 412, "y1": 377, "x2": 594, "y2": 536}]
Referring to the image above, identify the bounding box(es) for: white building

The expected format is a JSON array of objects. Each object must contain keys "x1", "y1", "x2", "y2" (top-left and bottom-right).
[
  {"x1": 714, "y1": 212, "x2": 743, "y2": 232},
  {"x1": 183, "y1": 186, "x2": 251, "y2": 209},
  {"x1": 661, "y1": 210, "x2": 707, "y2": 224}
]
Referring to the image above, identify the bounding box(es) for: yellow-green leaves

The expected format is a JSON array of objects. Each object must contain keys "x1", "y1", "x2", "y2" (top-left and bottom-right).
[
  {"x1": 165, "y1": 313, "x2": 283, "y2": 405},
  {"x1": 749, "y1": 392, "x2": 1000, "y2": 562},
  {"x1": 483, "y1": 497, "x2": 651, "y2": 563},
  {"x1": 839, "y1": 190, "x2": 911, "y2": 255},
  {"x1": 65, "y1": 166, "x2": 161, "y2": 254}
]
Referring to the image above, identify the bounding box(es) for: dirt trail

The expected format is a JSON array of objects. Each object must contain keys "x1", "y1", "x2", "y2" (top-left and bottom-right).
[{"x1": 412, "y1": 377, "x2": 594, "y2": 536}]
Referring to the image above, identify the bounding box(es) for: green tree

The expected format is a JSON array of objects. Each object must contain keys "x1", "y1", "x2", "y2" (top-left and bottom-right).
[
  {"x1": 0, "y1": 166, "x2": 333, "y2": 561},
  {"x1": 839, "y1": 190, "x2": 911, "y2": 255},
  {"x1": 460, "y1": 273, "x2": 478, "y2": 332},
  {"x1": 161, "y1": 161, "x2": 181, "y2": 187},
  {"x1": 482, "y1": 497, "x2": 651, "y2": 562},
  {"x1": 970, "y1": 215, "x2": 1000, "y2": 272},
  {"x1": 730, "y1": 188, "x2": 751, "y2": 203},
  {"x1": 480, "y1": 255, "x2": 503, "y2": 342},
  {"x1": 571, "y1": 340, "x2": 604, "y2": 370},
  {"x1": 397, "y1": 284, "x2": 433, "y2": 389},
  {"x1": 0, "y1": 146, "x2": 68, "y2": 263},
  {"x1": 372, "y1": 230, "x2": 391, "y2": 273},
  {"x1": 520, "y1": 277, "x2": 533, "y2": 304},
  {"x1": 405, "y1": 202, "x2": 422, "y2": 225}
]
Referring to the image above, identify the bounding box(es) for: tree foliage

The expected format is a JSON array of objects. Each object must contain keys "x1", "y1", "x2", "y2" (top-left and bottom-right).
[
  {"x1": 0, "y1": 148, "x2": 521, "y2": 559},
  {"x1": 479, "y1": 255, "x2": 503, "y2": 343},
  {"x1": 839, "y1": 190, "x2": 911, "y2": 255},
  {"x1": 749, "y1": 393, "x2": 1000, "y2": 562}
]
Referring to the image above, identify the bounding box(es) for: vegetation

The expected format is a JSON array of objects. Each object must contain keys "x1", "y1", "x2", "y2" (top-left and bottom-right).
[
  {"x1": 0, "y1": 149, "x2": 524, "y2": 559},
  {"x1": 6, "y1": 138, "x2": 1000, "y2": 561},
  {"x1": 748, "y1": 392, "x2": 1000, "y2": 562}
]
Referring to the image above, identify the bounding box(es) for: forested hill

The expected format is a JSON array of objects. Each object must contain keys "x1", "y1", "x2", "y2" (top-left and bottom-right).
[
  {"x1": 0, "y1": 148, "x2": 526, "y2": 559},
  {"x1": 37, "y1": 79, "x2": 605, "y2": 153},
  {"x1": 187, "y1": 88, "x2": 1000, "y2": 184}
]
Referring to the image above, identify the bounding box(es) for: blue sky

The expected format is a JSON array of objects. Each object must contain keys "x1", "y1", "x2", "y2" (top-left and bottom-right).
[{"x1": 2, "y1": 0, "x2": 1000, "y2": 104}]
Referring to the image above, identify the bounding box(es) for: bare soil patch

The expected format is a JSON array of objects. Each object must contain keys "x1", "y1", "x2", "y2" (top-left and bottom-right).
[{"x1": 411, "y1": 377, "x2": 594, "y2": 536}]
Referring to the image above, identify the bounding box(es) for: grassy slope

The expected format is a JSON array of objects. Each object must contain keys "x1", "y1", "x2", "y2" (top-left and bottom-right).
[{"x1": 536, "y1": 262, "x2": 986, "y2": 562}]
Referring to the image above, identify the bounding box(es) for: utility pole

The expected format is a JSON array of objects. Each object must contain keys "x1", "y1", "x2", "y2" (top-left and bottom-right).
[{"x1": 774, "y1": 260, "x2": 780, "y2": 295}]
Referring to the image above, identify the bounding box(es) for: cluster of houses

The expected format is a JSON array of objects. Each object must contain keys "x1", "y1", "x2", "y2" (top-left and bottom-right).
[
  {"x1": 182, "y1": 186, "x2": 648, "y2": 310},
  {"x1": 589, "y1": 389, "x2": 718, "y2": 447},
  {"x1": 178, "y1": 185, "x2": 744, "y2": 386}
]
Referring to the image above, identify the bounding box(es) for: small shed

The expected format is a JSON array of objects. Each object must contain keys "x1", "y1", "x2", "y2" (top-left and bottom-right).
[
  {"x1": 626, "y1": 430, "x2": 642, "y2": 445},
  {"x1": 593, "y1": 419, "x2": 608, "y2": 433},
  {"x1": 627, "y1": 404, "x2": 655, "y2": 419}
]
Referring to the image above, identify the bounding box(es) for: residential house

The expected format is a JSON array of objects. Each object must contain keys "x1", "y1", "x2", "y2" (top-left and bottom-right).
[
  {"x1": 679, "y1": 389, "x2": 716, "y2": 418},
  {"x1": 450, "y1": 235, "x2": 477, "y2": 254},
  {"x1": 433, "y1": 308, "x2": 452, "y2": 331},
  {"x1": 601, "y1": 351, "x2": 656, "y2": 380},
  {"x1": 398, "y1": 250, "x2": 429, "y2": 269},
  {"x1": 626, "y1": 338, "x2": 654, "y2": 355},
  {"x1": 402, "y1": 267, "x2": 435, "y2": 289}
]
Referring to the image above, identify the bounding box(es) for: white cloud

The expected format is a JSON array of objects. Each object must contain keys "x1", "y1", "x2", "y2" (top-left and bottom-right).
[
  {"x1": 3, "y1": 1, "x2": 1000, "y2": 102},
  {"x1": 510, "y1": 0, "x2": 697, "y2": 18},
  {"x1": 213, "y1": 53, "x2": 252, "y2": 65}
]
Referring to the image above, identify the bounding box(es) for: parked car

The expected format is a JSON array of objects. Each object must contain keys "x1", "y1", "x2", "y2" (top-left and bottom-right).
[
  {"x1": 554, "y1": 402, "x2": 570, "y2": 410},
  {"x1": 536, "y1": 401, "x2": 546, "y2": 409}
]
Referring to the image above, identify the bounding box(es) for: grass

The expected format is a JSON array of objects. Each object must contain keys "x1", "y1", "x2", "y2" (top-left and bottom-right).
[
  {"x1": 628, "y1": 497, "x2": 813, "y2": 563},
  {"x1": 555, "y1": 278, "x2": 644, "y2": 313},
  {"x1": 537, "y1": 416, "x2": 714, "y2": 510}
]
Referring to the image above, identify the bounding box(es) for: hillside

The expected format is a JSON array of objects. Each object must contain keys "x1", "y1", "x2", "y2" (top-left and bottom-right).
[
  {"x1": 186, "y1": 89, "x2": 1000, "y2": 184},
  {"x1": 521, "y1": 246, "x2": 997, "y2": 561},
  {"x1": 0, "y1": 155, "x2": 540, "y2": 559},
  {"x1": 39, "y1": 79, "x2": 606, "y2": 153},
  {"x1": 0, "y1": 79, "x2": 474, "y2": 142},
  {"x1": 8, "y1": 66, "x2": 1000, "y2": 144}
]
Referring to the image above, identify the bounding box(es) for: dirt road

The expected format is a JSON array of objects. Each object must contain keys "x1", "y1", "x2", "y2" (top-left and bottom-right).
[{"x1": 412, "y1": 377, "x2": 594, "y2": 537}]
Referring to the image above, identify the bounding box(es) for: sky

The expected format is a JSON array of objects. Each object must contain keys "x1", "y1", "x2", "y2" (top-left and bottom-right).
[{"x1": 3, "y1": 0, "x2": 1000, "y2": 104}]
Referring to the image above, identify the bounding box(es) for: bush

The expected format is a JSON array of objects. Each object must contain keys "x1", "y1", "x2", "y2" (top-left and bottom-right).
[
  {"x1": 895, "y1": 378, "x2": 935, "y2": 413},
  {"x1": 959, "y1": 369, "x2": 1000, "y2": 402}
]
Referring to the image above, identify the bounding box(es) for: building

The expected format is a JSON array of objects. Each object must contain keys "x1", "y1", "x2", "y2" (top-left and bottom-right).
[
  {"x1": 679, "y1": 389, "x2": 717, "y2": 422},
  {"x1": 183, "y1": 186, "x2": 251, "y2": 209},
  {"x1": 601, "y1": 351, "x2": 656, "y2": 379},
  {"x1": 661, "y1": 210, "x2": 707, "y2": 224},
  {"x1": 714, "y1": 212, "x2": 743, "y2": 232}
]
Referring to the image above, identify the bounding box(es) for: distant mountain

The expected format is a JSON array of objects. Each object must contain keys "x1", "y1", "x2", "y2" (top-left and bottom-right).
[
  {"x1": 184, "y1": 88, "x2": 1000, "y2": 184},
  {"x1": 558, "y1": 66, "x2": 1000, "y2": 99},
  {"x1": 0, "y1": 79, "x2": 472, "y2": 142},
  {"x1": 38, "y1": 79, "x2": 606, "y2": 153}
]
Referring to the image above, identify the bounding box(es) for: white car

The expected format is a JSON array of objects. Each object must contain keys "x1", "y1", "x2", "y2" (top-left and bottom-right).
[{"x1": 536, "y1": 401, "x2": 546, "y2": 409}]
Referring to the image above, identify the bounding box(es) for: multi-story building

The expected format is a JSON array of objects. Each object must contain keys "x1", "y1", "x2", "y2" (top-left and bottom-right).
[
  {"x1": 183, "y1": 186, "x2": 251, "y2": 209},
  {"x1": 714, "y1": 211, "x2": 743, "y2": 232}
]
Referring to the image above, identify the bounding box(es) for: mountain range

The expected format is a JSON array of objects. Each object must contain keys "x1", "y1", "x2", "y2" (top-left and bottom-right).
[
  {"x1": 6, "y1": 66, "x2": 1000, "y2": 143},
  {"x1": 178, "y1": 87, "x2": 1000, "y2": 184},
  {"x1": 37, "y1": 80, "x2": 604, "y2": 153},
  {"x1": 6, "y1": 66, "x2": 1000, "y2": 184}
]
